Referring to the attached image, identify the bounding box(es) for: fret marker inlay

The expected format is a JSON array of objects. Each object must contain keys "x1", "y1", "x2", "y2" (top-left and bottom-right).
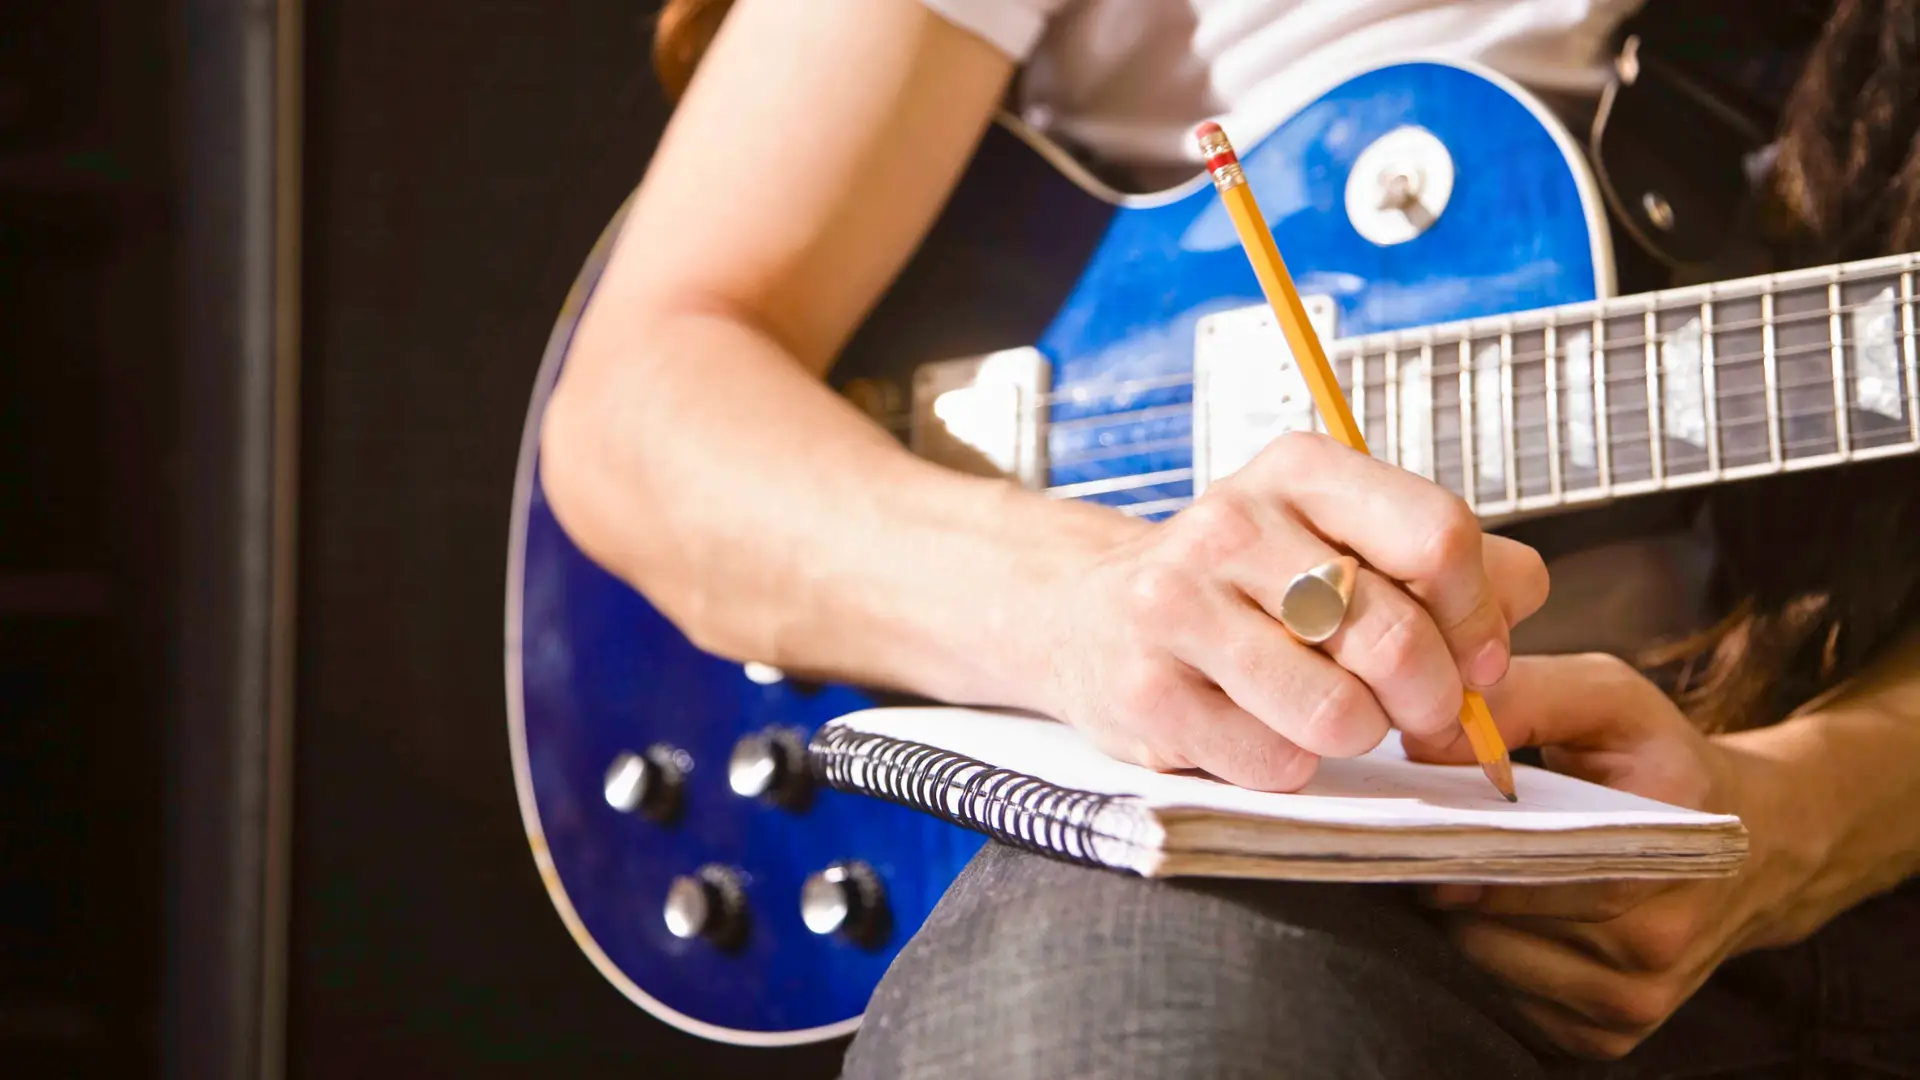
[
  {"x1": 1660, "y1": 316, "x2": 1708, "y2": 448},
  {"x1": 1853, "y1": 285, "x2": 1904, "y2": 420},
  {"x1": 1563, "y1": 329, "x2": 1596, "y2": 469},
  {"x1": 1398, "y1": 349, "x2": 1434, "y2": 479},
  {"x1": 1474, "y1": 343, "x2": 1503, "y2": 488}
]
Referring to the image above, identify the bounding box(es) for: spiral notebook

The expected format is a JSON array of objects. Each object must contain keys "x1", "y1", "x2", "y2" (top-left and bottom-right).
[{"x1": 809, "y1": 707, "x2": 1747, "y2": 883}]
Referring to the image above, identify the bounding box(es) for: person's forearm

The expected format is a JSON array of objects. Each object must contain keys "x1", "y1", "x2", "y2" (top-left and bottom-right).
[
  {"x1": 1722, "y1": 624, "x2": 1920, "y2": 948},
  {"x1": 540, "y1": 302, "x2": 1140, "y2": 711}
]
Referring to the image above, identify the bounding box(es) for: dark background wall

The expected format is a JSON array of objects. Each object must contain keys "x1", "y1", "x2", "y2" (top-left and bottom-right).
[
  {"x1": 2, "y1": 0, "x2": 171, "y2": 1075},
  {"x1": 4, "y1": 0, "x2": 850, "y2": 1076},
  {"x1": 292, "y1": 0, "x2": 845, "y2": 1076}
]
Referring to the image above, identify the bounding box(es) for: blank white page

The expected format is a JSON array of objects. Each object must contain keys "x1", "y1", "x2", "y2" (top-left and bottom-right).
[{"x1": 826, "y1": 707, "x2": 1739, "y2": 833}]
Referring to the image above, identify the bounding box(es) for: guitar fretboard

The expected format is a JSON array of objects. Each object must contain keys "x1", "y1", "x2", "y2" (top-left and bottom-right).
[{"x1": 1321, "y1": 251, "x2": 1920, "y2": 520}]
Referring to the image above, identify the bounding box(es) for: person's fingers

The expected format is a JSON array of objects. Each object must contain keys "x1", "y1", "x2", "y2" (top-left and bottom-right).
[
  {"x1": 1184, "y1": 496, "x2": 1465, "y2": 746},
  {"x1": 1241, "y1": 432, "x2": 1519, "y2": 689},
  {"x1": 1232, "y1": 556, "x2": 1464, "y2": 744},
  {"x1": 1165, "y1": 587, "x2": 1393, "y2": 760},
  {"x1": 1484, "y1": 533, "x2": 1550, "y2": 626},
  {"x1": 1422, "y1": 879, "x2": 1667, "y2": 923},
  {"x1": 1401, "y1": 653, "x2": 1662, "y2": 765},
  {"x1": 1509, "y1": 996, "x2": 1644, "y2": 1061},
  {"x1": 1449, "y1": 916, "x2": 1658, "y2": 1036},
  {"x1": 1157, "y1": 677, "x2": 1322, "y2": 791}
]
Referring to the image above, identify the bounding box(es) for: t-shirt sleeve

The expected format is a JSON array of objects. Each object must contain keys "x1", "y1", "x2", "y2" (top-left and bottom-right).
[{"x1": 917, "y1": 0, "x2": 1076, "y2": 61}]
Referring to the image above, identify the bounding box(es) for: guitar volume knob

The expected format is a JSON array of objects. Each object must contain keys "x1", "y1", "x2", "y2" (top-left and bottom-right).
[
  {"x1": 801, "y1": 860, "x2": 888, "y2": 948},
  {"x1": 728, "y1": 729, "x2": 811, "y2": 809},
  {"x1": 603, "y1": 746, "x2": 683, "y2": 822},
  {"x1": 663, "y1": 864, "x2": 746, "y2": 949}
]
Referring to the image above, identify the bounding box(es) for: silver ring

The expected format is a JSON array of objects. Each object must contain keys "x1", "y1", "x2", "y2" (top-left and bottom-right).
[{"x1": 1277, "y1": 555, "x2": 1358, "y2": 644}]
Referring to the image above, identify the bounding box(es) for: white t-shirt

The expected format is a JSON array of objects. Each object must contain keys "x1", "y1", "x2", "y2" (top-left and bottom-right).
[{"x1": 927, "y1": 0, "x2": 1645, "y2": 175}]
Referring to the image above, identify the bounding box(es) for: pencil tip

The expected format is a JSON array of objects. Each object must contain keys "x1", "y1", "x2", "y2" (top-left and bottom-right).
[{"x1": 1480, "y1": 756, "x2": 1516, "y2": 804}]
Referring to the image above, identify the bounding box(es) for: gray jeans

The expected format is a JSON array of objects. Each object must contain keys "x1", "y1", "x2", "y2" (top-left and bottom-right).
[{"x1": 841, "y1": 843, "x2": 1920, "y2": 1079}]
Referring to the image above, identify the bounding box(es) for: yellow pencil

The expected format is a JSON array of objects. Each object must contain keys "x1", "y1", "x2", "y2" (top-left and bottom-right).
[{"x1": 1195, "y1": 121, "x2": 1516, "y2": 802}]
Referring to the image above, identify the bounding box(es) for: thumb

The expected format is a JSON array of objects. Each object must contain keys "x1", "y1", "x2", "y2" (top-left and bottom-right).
[
  {"x1": 1483, "y1": 534, "x2": 1549, "y2": 628},
  {"x1": 1403, "y1": 653, "x2": 1661, "y2": 765}
]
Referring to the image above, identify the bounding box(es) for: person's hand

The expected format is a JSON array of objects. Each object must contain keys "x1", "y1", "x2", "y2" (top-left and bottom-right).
[
  {"x1": 1041, "y1": 430, "x2": 1549, "y2": 790},
  {"x1": 1406, "y1": 653, "x2": 1819, "y2": 1060}
]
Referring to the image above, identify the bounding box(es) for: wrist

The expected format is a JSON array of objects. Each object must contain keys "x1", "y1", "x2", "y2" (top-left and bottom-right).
[
  {"x1": 938, "y1": 480, "x2": 1145, "y2": 715},
  {"x1": 1714, "y1": 709, "x2": 1920, "y2": 952},
  {"x1": 1710, "y1": 725, "x2": 1834, "y2": 952}
]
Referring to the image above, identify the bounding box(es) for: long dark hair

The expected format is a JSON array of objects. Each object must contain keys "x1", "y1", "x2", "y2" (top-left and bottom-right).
[
  {"x1": 1647, "y1": 0, "x2": 1920, "y2": 732},
  {"x1": 650, "y1": 0, "x2": 1920, "y2": 731}
]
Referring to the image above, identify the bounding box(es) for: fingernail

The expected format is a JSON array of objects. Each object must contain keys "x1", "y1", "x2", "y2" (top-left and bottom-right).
[
  {"x1": 1467, "y1": 639, "x2": 1509, "y2": 688},
  {"x1": 1430, "y1": 884, "x2": 1484, "y2": 908}
]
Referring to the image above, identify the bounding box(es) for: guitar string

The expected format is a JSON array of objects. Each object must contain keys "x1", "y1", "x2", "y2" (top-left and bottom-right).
[
  {"x1": 1096, "y1": 427, "x2": 1916, "y2": 520},
  {"x1": 1044, "y1": 378, "x2": 1909, "y2": 476},
  {"x1": 1035, "y1": 322, "x2": 1907, "y2": 421},
  {"x1": 1039, "y1": 334, "x2": 1910, "y2": 456},
  {"x1": 861, "y1": 296, "x2": 1905, "y2": 437},
  {"x1": 1019, "y1": 292, "x2": 1911, "y2": 413},
  {"x1": 1041, "y1": 382, "x2": 1917, "y2": 498}
]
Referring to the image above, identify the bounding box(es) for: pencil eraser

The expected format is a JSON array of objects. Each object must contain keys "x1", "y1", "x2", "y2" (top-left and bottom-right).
[{"x1": 1195, "y1": 120, "x2": 1238, "y2": 175}]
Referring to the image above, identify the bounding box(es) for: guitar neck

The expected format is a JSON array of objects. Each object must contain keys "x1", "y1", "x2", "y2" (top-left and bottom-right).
[{"x1": 1320, "y1": 250, "x2": 1920, "y2": 521}]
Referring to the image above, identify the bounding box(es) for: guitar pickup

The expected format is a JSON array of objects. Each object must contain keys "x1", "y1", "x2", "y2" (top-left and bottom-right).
[
  {"x1": 909, "y1": 347, "x2": 1051, "y2": 489},
  {"x1": 1191, "y1": 296, "x2": 1340, "y2": 492}
]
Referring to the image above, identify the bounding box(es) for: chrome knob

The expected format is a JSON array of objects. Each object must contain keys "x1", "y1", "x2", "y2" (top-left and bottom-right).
[
  {"x1": 603, "y1": 747, "x2": 682, "y2": 821},
  {"x1": 801, "y1": 861, "x2": 887, "y2": 947},
  {"x1": 728, "y1": 729, "x2": 810, "y2": 809},
  {"x1": 663, "y1": 865, "x2": 745, "y2": 948}
]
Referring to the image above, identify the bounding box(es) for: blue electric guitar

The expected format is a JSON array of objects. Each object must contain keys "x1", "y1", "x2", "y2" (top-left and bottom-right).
[{"x1": 505, "y1": 59, "x2": 1920, "y2": 1046}]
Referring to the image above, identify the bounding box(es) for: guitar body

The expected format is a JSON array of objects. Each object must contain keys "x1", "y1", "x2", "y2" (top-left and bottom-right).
[{"x1": 506, "y1": 60, "x2": 1611, "y2": 1045}]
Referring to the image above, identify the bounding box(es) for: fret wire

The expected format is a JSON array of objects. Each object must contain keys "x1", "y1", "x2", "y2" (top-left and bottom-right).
[
  {"x1": 1501, "y1": 326, "x2": 1517, "y2": 503},
  {"x1": 1544, "y1": 320, "x2": 1563, "y2": 497},
  {"x1": 1595, "y1": 314, "x2": 1612, "y2": 492},
  {"x1": 1320, "y1": 291, "x2": 1907, "y2": 384},
  {"x1": 1045, "y1": 328, "x2": 1896, "y2": 459},
  {"x1": 1040, "y1": 287, "x2": 1920, "y2": 413},
  {"x1": 1905, "y1": 272, "x2": 1919, "y2": 445},
  {"x1": 1644, "y1": 305, "x2": 1665, "y2": 482},
  {"x1": 1352, "y1": 352, "x2": 1367, "y2": 446},
  {"x1": 1762, "y1": 289, "x2": 1783, "y2": 465},
  {"x1": 1829, "y1": 275, "x2": 1853, "y2": 458},
  {"x1": 1040, "y1": 333, "x2": 1877, "y2": 429},
  {"x1": 1386, "y1": 346, "x2": 1401, "y2": 469},
  {"x1": 1424, "y1": 337, "x2": 1436, "y2": 483},
  {"x1": 1344, "y1": 329, "x2": 1891, "y2": 395},
  {"x1": 1038, "y1": 284, "x2": 1920, "y2": 413},
  {"x1": 1044, "y1": 397, "x2": 1915, "y2": 497},
  {"x1": 1458, "y1": 339, "x2": 1475, "y2": 509},
  {"x1": 1702, "y1": 297, "x2": 1721, "y2": 477}
]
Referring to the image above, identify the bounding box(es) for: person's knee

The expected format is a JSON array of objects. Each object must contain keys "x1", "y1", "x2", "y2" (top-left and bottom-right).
[{"x1": 841, "y1": 845, "x2": 1540, "y2": 1080}]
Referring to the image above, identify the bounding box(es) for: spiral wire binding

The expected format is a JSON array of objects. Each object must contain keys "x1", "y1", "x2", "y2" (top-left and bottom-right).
[{"x1": 810, "y1": 725, "x2": 1149, "y2": 868}]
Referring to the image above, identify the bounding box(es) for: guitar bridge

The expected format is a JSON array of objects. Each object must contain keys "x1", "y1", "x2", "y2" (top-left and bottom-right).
[{"x1": 909, "y1": 348, "x2": 1051, "y2": 489}]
